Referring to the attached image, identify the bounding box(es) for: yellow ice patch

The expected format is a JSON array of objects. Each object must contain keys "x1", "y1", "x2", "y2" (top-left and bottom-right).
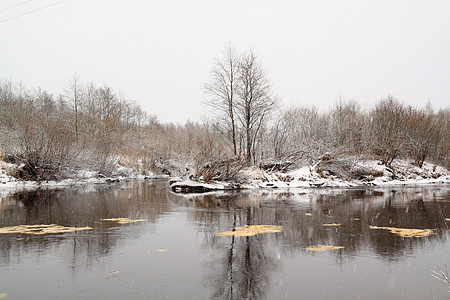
[
  {"x1": 0, "y1": 224, "x2": 92, "y2": 235},
  {"x1": 445, "y1": 218, "x2": 450, "y2": 222},
  {"x1": 100, "y1": 218, "x2": 145, "y2": 224},
  {"x1": 109, "y1": 271, "x2": 120, "y2": 275},
  {"x1": 305, "y1": 213, "x2": 312, "y2": 216},
  {"x1": 156, "y1": 249, "x2": 170, "y2": 252},
  {"x1": 306, "y1": 245, "x2": 344, "y2": 252},
  {"x1": 0, "y1": 293, "x2": 8, "y2": 299},
  {"x1": 369, "y1": 226, "x2": 434, "y2": 237},
  {"x1": 323, "y1": 223, "x2": 342, "y2": 227},
  {"x1": 216, "y1": 225, "x2": 284, "y2": 237}
]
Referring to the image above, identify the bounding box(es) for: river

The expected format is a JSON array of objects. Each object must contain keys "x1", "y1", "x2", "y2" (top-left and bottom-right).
[{"x1": 0, "y1": 180, "x2": 449, "y2": 299}]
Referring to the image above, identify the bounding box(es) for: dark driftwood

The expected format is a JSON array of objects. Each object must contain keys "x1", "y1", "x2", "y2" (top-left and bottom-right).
[{"x1": 171, "y1": 182, "x2": 213, "y2": 193}]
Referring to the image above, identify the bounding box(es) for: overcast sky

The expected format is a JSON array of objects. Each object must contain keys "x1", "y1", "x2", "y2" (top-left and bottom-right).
[{"x1": 1, "y1": 0, "x2": 449, "y2": 123}]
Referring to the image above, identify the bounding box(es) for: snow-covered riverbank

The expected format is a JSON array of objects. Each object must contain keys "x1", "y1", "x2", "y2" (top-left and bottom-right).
[
  {"x1": 170, "y1": 159, "x2": 450, "y2": 192},
  {"x1": 2, "y1": 158, "x2": 449, "y2": 195},
  {"x1": 0, "y1": 160, "x2": 158, "y2": 191}
]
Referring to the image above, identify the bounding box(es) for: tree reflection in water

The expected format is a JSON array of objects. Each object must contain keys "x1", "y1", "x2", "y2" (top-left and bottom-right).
[
  {"x1": 187, "y1": 186, "x2": 449, "y2": 299},
  {"x1": 0, "y1": 182, "x2": 449, "y2": 299},
  {"x1": 0, "y1": 180, "x2": 176, "y2": 274},
  {"x1": 194, "y1": 194, "x2": 279, "y2": 300}
]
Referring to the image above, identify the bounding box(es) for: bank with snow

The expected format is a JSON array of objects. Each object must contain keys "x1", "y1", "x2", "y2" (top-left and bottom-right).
[{"x1": 169, "y1": 159, "x2": 450, "y2": 193}]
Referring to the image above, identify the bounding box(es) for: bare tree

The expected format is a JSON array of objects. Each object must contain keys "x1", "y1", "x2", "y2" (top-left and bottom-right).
[
  {"x1": 236, "y1": 50, "x2": 277, "y2": 164},
  {"x1": 434, "y1": 108, "x2": 450, "y2": 168},
  {"x1": 370, "y1": 96, "x2": 406, "y2": 166},
  {"x1": 203, "y1": 43, "x2": 239, "y2": 155},
  {"x1": 330, "y1": 97, "x2": 364, "y2": 151},
  {"x1": 270, "y1": 106, "x2": 333, "y2": 164},
  {"x1": 64, "y1": 73, "x2": 83, "y2": 143},
  {"x1": 405, "y1": 104, "x2": 441, "y2": 167}
]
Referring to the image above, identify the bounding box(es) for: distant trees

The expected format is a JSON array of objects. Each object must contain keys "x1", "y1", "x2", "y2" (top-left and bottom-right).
[
  {"x1": 270, "y1": 106, "x2": 328, "y2": 163},
  {"x1": 404, "y1": 104, "x2": 442, "y2": 167},
  {"x1": 0, "y1": 85, "x2": 76, "y2": 180},
  {"x1": 1, "y1": 61, "x2": 449, "y2": 182},
  {"x1": 204, "y1": 45, "x2": 277, "y2": 164},
  {"x1": 269, "y1": 95, "x2": 448, "y2": 169},
  {"x1": 0, "y1": 79, "x2": 162, "y2": 180},
  {"x1": 329, "y1": 98, "x2": 364, "y2": 151},
  {"x1": 369, "y1": 96, "x2": 406, "y2": 166}
]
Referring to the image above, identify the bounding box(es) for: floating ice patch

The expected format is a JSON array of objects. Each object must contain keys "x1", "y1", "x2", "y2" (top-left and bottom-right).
[
  {"x1": 156, "y1": 249, "x2": 170, "y2": 252},
  {"x1": 0, "y1": 224, "x2": 92, "y2": 235},
  {"x1": 100, "y1": 218, "x2": 145, "y2": 224},
  {"x1": 306, "y1": 245, "x2": 344, "y2": 252},
  {"x1": 369, "y1": 226, "x2": 434, "y2": 237},
  {"x1": 304, "y1": 213, "x2": 312, "y2": 216},
  {"x1": 323, "y1": 223, "x2": 342, "y2": 227},
  {"x1": 109, "y1": 271, "x2": 120, "y2": 275},
  {"x1": 216, "y1": 225, "x2": 284, "y2": 237}
]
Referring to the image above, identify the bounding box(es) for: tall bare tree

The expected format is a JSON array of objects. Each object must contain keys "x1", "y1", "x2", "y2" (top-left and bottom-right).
[
  {"x1": 236, "y1": 50, "x2": 277, "y2": 164},
  {"x1": 203, "y1": 43, "x2": 239, "y2": 155},
  {"x1": 65, "y1": 73, "x2": 83, "y2": 143}
]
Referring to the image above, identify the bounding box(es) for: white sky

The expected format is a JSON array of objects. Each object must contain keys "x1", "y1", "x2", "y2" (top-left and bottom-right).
[{"x1": 1, "y1": 0, "x2": 449, "y2": 123}]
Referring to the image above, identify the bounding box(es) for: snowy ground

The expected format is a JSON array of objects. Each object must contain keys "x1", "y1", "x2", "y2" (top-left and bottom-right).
[
  {"x1": 1, "y1": 159, "x2": 449, "y2": 196},
  {"x1": 246, "y1": 160, "x2": 450, "y2": 188},
  {"x1": 0, "y1": 160, "x2": 159, "y2": 195},
  {"x1": 170, "y1": 159, "x2": 450, "y2": 192}
]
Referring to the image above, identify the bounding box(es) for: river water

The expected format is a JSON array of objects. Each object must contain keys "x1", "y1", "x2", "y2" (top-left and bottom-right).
[{"x1": 0, "y1": 180, "x2": 449, "y2": 299}]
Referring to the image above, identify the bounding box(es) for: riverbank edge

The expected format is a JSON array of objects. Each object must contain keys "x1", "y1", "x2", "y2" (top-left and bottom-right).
[
  {"x1": 0, "y1": 160, "x2": 169, "y2": 194},
  {"x1": 170, "y1": 159, "x2": 450, "y2": 193},
  {"x1": 1, "y1": 159, "x2": 449, "y2": 194}
]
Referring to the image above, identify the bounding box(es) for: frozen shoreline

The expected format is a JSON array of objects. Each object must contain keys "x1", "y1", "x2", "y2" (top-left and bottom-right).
[
  {"x1": 0, "y1": 160, "x2": 164, "y2": 196},
  {"x1": 1, "y1": 159, "x2": 449, "y2": 195},
  {"x1": 170, "y1": 174, "x2": 450, "y2": 193},
  {"x1": 170, "y1": 159, "x2": 450, "y2": 192}
]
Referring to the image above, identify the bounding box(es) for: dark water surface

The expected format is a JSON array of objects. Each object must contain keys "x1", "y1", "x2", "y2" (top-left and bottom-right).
[{"x1": 1, "y1": 180, "x2": 449, "y2": 299}]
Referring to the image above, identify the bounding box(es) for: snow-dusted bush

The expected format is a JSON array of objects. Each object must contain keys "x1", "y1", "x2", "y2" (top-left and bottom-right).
[{"x1": 194, "y1": 158, "x2": 246, "y2": 182}]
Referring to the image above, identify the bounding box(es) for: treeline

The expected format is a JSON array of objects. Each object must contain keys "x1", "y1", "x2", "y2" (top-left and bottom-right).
[
  {"x1": 202, "y1": 45, "x2": 449, "y2": 171},
  {"x1": 268, "y1": 97, "x2": 449, "y2": 169},
  {"x1": 0, "y1": 72, "x2": 448, "y2": 182},
  {"x1": 0, "y1": 78, "x2": 226, "y2": 181}
]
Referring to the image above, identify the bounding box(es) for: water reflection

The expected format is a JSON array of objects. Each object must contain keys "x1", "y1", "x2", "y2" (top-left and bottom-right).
[
  {"x1": 201, "y1": 207, "x2": 279, "y2": 300},
  {"x1": 186, "y1": 186, "x2": 449, "y2": 299},
  {"x1": 0, "y1": 180, "x2": 176, "y2": 273},
  {"x1": 0, "y1": 182, "x2": 449, "y2": 299}
]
